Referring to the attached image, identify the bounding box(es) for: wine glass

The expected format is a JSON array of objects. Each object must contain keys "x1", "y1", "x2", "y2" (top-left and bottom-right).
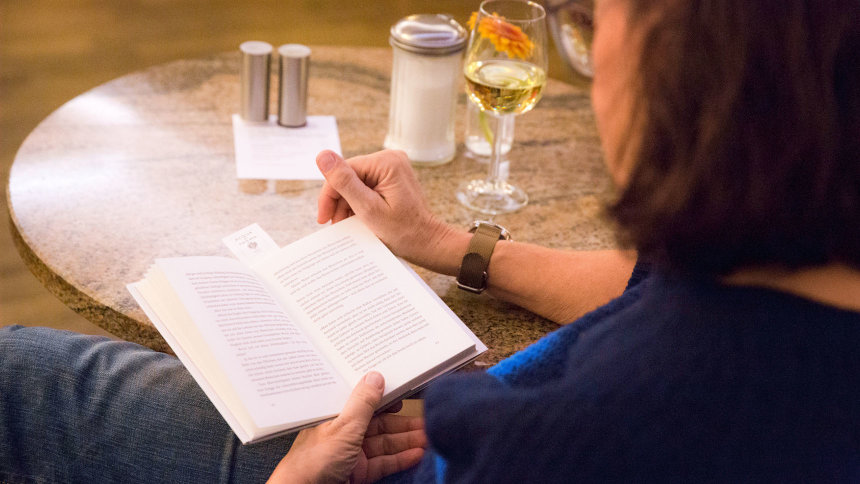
[{"x1": 456, "y1": 0, "x2": 548, "y2": 214}]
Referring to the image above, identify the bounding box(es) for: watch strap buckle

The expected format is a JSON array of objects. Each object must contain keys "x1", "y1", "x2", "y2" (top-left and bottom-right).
[
  {"x1": 456, "y1": 222, "x2": 510, "y2": 294},
  {"x1": 456, "y1": 252, "x2": 489, "y2": 293}
]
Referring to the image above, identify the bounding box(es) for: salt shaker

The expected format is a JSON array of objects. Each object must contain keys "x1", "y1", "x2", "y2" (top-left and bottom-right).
[
  {"x1": 239, "y1": 41, "x2": 273, "y2": 122},
  {"x1": 384, "y1": 14, "x2": 467, "y2": 166},
  {"x1": 277, "y1": 44, "x2": 311, "y2": 127}
]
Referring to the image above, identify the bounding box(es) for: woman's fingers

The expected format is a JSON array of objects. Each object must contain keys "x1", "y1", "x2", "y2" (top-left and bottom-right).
[
  {"x1": 316, "y1": 150, "x2": 381, "y2": 218},
  {"x1": 362, "y1": 427, "x2": 428, "y2": 458},
  {"x1": 316, "y1": 181, "x2": 340, "y2": 224},
  {"x1": 332, "y1": 197, "x2": 352, "y2": 223},
  {"x1": 365, "y1": 413, "x2": 425, "y2": 437},
  {"x1": 363, "y1": 448, "x2": 426, "y2": 483}
]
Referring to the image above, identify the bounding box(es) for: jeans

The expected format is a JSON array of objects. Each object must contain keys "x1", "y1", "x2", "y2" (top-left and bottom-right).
[{"x1": 0, "y1": 325, "x2": 294, "y2": 483}]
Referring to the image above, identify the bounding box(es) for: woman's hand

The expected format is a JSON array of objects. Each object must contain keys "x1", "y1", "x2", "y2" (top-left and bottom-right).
[
  {"x1": 267, "y1": 372, "x2": 426, "y2": 484},
  {"x1": 316, "y1": 149, "x2": 635, "y2": 324},
  {"x1": 316, "y1": 150, "x2": 470, "y2": 276}
]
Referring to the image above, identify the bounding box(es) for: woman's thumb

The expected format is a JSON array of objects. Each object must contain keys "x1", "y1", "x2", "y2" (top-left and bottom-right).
[
  {"x1": 316, "y1": 151, "x2": 374, "y2": 213},
  {"x1": 336, "y1": 372, "x2": 385, "y2": 433}
]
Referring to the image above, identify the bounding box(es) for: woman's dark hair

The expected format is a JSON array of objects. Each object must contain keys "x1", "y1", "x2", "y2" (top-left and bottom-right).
[{"x1": 609, "y1": 0, "x2": 860, "y2": 276}]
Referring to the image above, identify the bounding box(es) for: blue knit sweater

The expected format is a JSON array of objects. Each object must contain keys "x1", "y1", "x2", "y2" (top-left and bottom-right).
[{"x1": 388, "y1": 266, "x2": 860, "y2": 482}]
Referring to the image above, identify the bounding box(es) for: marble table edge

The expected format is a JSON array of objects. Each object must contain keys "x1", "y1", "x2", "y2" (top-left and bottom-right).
[{"x1": 8, "y1": 216, "x2": 172, "y2": 353}]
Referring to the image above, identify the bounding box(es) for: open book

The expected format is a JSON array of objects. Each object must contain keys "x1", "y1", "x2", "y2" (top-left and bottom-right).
[{"x1": 127, "y1": 217, "x2": 485, "y2": 444}]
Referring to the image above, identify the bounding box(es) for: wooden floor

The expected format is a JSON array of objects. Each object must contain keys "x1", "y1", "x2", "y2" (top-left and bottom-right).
[{"x1": 0, "y1": 0, "x2": 580, "y2": 336}]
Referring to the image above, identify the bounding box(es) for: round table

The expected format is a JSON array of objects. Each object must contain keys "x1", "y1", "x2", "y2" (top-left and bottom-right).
[{"x1": 7, "y1": 46, "x2": 615, "y2": 366}]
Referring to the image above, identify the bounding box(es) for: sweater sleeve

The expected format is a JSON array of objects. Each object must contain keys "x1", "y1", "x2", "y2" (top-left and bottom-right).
[
  {"x1": 422, "y1": 371, "x2": 584, "y2": 484},
  {"x1": 383, "y1": 259, "x2": 651, "y2": 482},
  {"x1": 488, "y1": 260, "x2": 648, "y2": 386}
]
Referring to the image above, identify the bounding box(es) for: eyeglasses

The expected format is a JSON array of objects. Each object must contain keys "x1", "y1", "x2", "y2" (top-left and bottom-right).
[{"x1": 545, "y1": 0, "x2": 595, "y2": 78}]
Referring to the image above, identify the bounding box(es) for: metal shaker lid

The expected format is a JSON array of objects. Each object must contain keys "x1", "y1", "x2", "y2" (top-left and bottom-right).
[{"x1": 389, "y1": 14, "x2": 468, "y2": 56}]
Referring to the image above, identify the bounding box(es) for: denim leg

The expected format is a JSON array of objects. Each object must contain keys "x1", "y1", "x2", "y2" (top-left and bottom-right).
[{"x1": 0, "y1": 325, "x2": 295, "y2": 484}]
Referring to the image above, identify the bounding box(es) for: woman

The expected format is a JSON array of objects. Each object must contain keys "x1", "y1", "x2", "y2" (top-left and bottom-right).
[
  {"x1": 273, "y1": 0, "x2": 860, "y2": 480},
  {"x1": 2, "y1": 0, "x2": 859, "y2": 481}
]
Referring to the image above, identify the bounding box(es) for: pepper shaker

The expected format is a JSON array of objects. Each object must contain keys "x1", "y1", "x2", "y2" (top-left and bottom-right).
[
  {"x1": 277, "y1": 44, "x2": 311, "y2": 127},
  {"x1": 239, "y1": 41, "x2": 273, "y2": 122}
]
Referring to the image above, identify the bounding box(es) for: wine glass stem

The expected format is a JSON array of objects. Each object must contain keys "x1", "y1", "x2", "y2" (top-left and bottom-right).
[{"x1": 488, "y1": 113, "x2": 513, "y2": 183}]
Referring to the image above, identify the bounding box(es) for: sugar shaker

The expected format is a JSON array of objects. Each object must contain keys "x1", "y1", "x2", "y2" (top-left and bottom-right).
[{"x1": 384, "y1": 14, "x2": 467, "y2": 166}]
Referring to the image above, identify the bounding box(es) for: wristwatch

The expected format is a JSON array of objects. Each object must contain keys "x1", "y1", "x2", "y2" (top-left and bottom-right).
[{"x1": 456, "y1": 221, "x2": 512, "y2": 294}]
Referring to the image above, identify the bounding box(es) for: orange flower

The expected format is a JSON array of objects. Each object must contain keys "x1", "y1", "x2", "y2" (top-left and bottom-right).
[
  {"x1": 468, "y1": 11, "x2": 479, "y2": 30},
  {"x1": 468, "y1": 11, "x2": 534, "y2": 60}
]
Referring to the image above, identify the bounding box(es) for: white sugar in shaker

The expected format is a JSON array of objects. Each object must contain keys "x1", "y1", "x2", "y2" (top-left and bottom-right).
[{"x1": 384, "y1": 14, "x2": 468, "y2": 166}]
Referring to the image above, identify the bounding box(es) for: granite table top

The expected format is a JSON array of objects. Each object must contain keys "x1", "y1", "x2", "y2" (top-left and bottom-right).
[{"x1": 7, "y1": 45, "x2": 616, "y2": 368}]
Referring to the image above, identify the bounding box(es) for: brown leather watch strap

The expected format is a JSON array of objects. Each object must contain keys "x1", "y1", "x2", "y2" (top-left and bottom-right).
[{"x1": 456, "y1": 222, "x2": 507, "y2": 294}]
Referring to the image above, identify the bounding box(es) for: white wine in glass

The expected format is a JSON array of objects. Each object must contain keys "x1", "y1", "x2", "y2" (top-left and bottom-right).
[
  {"x1": 456, "y1": 0, "x2": 548, "y2": 214},
  {"x1": 465, "y1": 59, "x2": 546, "y2": 114}
]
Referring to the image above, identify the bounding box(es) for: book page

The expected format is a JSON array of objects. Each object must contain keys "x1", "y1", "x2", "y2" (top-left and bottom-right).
[
  {"x1": 252, "y1": 218, "x2": 475, "y2": 390},
  {"x1": 151, "y1": 256, "x2": 348, "y2": 429}
]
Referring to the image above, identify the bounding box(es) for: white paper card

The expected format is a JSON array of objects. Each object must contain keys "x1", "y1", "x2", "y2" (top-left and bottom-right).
[
  {"x1": 222, "y1": 223, "x2": 280, "y2": 265},
  {"x1": 232, "y1": 114, "x2": 342, "y2": 180}
]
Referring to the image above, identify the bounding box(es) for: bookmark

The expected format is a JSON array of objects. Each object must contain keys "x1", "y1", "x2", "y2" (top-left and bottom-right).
[{"x1": 222, "y1": 223, "x2": 280, "y2": 265}]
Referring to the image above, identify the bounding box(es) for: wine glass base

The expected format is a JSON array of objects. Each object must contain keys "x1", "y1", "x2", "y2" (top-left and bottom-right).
[{"x1": 456, "y1": 179, "x2": 528, "y2": 215}]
